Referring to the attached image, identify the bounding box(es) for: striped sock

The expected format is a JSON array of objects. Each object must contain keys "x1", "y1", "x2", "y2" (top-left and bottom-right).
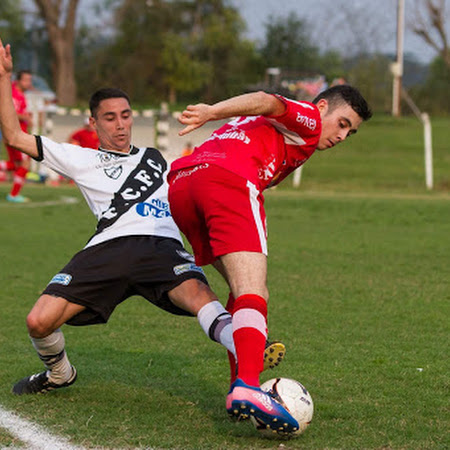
[
  {"x1": 232, "y1": 294, "x2": 268, "y2": 387},
  {"x1": 197, "y1": 301, "x2": 234, "y2": 355},
  {"x1": 31, "y1": 329, "x2": 73, "y2": 384},
  {"x1": 0, "y1": 160, "x2": 15, "y2": 171}
]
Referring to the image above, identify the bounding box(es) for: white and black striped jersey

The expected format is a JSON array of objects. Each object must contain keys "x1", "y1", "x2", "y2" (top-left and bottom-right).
[{"x1": 34, "y1": 136, "x2": 183, "y2": 248}]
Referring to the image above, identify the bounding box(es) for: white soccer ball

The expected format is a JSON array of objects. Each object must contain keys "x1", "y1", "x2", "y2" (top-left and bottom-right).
[{"x1": 251, "y1": 377, "x2": 314, "y2": 437}]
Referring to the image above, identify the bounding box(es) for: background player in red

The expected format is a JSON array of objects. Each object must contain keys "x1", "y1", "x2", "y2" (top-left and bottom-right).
[
  {"x1": 168, "y1": 87, "x2": 372, "y2": 434},
  {"x1": 0, "y1": 69, "x2": 33, "y2": 202},
  {"x1": 69, "y1": 117, "x2": 100, "y2": 149}
]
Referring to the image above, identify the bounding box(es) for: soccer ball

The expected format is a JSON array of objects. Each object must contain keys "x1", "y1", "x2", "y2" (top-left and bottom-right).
[{"x1": 251, "y1": 377, "x2": 314, "y2": 437}]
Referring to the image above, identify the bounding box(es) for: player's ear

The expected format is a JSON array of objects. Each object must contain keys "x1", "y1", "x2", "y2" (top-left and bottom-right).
[
  {"x1": 316, "y1": 99, "x2": 329, "y2": 117},
  {"x1": 89, "y1": 116, "x2": 96, "y2": 130}
]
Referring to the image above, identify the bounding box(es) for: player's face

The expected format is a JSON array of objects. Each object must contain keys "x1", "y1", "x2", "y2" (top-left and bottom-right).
[
  {"x1": 17, "y1": 73, "x2": 33, "y2": 92},
  {"x1": 316, "y1": 100, "x2": 363, "y2": 151},
  {"x1": 92, "y1": 98, "x2": 133, "y2": 152}
]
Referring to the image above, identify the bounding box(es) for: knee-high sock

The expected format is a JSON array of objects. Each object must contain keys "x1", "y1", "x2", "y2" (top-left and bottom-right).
[
  {"x1": 232, "y1": 294, "x2": 267, "y2": 387},
  {"x1": 197, "y1": 301, "x2": 235, "y2": 355},
  {"x1": 0, "y1": 160, "x2": 15, "y2": 171},
  {"x1": 10, "y1": 166, "x2": 28, "y2": 197},
  {"x1": 31, "y1": 328, "x2": 73, "y2": 384}
]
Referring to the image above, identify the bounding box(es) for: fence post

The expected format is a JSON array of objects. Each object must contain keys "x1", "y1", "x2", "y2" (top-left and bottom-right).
[
  {"x1": 422, "y1": 112, "x2": 433, "y2": 190},
  {"x1": 292, "y1": 166, "x2": 303, "y2": 188},
  {"x1": 156, "y1": 102, "x2": 169, "y2": 152}
]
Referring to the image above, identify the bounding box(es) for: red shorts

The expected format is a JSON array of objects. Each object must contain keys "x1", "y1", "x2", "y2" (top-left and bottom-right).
[
  {"x1": 6, "y1": 145, "x2": 28, "y2": 163},
  {"x1": 168, "y1": 164, "x2": 267, "y2": 266},
  {"x1": 6, "y1": 122, "x2": 28, "y2": 163}
]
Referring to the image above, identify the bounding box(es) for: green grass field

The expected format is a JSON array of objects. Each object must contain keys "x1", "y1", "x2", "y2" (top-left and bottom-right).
[{"x1": 0, "y1": 115, "x2": 449, "y2": 449}]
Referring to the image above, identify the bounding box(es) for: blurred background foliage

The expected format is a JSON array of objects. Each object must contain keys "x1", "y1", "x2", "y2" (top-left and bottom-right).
[{"x1": 1, "y1": 0, "x2": 449, "y2": 114}]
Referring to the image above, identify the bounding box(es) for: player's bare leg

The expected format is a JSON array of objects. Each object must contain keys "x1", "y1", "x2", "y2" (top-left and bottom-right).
[
  {"x1": 218, "y1": 252, "x2": 296, "y2": 431},
  {"x1": 213, "y1": 255, "x2": 285, "y2": 382},
  {"x1": 12, "y1": 295, "x2": 83, "y2": 395}
]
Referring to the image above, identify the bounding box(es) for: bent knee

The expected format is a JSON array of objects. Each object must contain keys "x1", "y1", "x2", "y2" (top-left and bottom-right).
[{"x1": 26, "y1": 312, "x2": 54, "y2": 338}]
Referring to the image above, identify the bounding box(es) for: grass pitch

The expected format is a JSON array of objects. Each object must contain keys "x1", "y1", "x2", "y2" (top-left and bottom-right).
[{"x1": 0, "y1": 115, "x2": 449, "y2": 449}]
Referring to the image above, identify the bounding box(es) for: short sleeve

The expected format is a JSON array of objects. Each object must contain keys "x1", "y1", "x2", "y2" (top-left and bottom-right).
[
  {"x1": 37, "y1": 135, "x2": 81, "y2": 179},
  {"x1": 265, "y1": 95, "x2": 321, "y2": 144}
]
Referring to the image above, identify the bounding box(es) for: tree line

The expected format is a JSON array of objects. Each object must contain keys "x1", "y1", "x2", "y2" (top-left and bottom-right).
[{"x1": 1, "y1": 0, "x2": 449, "y2": 114}]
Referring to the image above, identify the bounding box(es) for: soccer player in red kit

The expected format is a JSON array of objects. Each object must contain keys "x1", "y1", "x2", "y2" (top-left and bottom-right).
[
  {"x1": 168, "y1": 86, "x2": 372, "y2": 434},
  {"x1": 69, "y1": 117, "x2": 100, "y2": 149},
  {"x1": 0, "y1": 70, "x2": 32, "y2": 202}
]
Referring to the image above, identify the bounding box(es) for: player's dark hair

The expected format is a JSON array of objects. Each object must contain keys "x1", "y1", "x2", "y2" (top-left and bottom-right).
[
  {"x1": 89, "y1": 88, "x2": 131, "y2": 118},
  {"x1": 313, "y1": 85, "x2": 372, "y2": 121},
  {"x1": 17, "y1": 70, "x2": 32, "y2": 80}
]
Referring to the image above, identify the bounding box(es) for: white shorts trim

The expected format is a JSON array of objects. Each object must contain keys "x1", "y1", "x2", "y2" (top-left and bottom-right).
[{"x1": 246, "y1": 180, "x2": 268, "y2": 255}]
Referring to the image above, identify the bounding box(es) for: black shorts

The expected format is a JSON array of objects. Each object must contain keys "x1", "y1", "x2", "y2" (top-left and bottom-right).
[{"x1": 42, "y1": 236, "x2": 208, "y2": 326}]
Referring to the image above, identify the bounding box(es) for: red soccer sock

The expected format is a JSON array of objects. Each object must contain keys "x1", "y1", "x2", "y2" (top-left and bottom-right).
[
  {"x1": 10, "y1": 166, "x2": 28, "y2": 197},
  {"x1": 0, "y1": 160, "x2": 15, "y2": 171},
  {"x1": 225, "y1": 293, "x2": 237, "y2": 385},
  {"x1": 232, "y1": 294, "x2": 268, "y2": 387}
]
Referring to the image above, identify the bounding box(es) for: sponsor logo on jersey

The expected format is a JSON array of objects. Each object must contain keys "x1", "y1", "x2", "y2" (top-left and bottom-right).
[
  {"x1": 173, "y1": 263, "x2": 205, "y2": 276},
  {"x1": 176, "y1": 250, "x2": 195, "y2": 262},
  {"x1": 296, "y1": 112, "x2": 317, "y2": 131},
  {"x1": 48, "y1": 273, "x2": 72, "y2": 286},
  {"x1": 258, "y1": 161, "x2": 276, "y2": 181},
  {"x1": 205, "y1": 127, "x2": 251, "y2": 145},
  {"x1": 136, "y1": 199, "x2": 171, "y2": 218}
]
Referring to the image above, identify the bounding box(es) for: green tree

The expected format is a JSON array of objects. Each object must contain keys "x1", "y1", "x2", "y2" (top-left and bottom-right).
[
  {"x1": 414, "y1": 56, "x2": 450, "y2": 114},
  {"x1": 346, "y1": 54, "x2": 392, "y2": 113},
  {"x1": 161, "y1": 32, "x2": 210, "y2": 104},
  {"x1": 0, "y1": 0, "x2": 25, "y2": 43},
  {"x1": 79, "y1": 0, "x2": 259, "y2": 104},
  {"x1": 260, "y1": 14, "x2": 319, "y2": 73},
  {"x1": 33, "y1": 0, "x2": 79, "y2": 105},
  {"x1": 194, "y1": 2, "x2": 261, "y2": 100}
]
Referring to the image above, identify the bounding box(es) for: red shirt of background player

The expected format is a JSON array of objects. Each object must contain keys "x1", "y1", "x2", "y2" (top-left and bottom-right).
[
  {"x1": 12, "y1": 81, "x2": 29, "y2": 132},
  {"x1": 69, "y1": 128, "x2": 100, "y2": 149}
]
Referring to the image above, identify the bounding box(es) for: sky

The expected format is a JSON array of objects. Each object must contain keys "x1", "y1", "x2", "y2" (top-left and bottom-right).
[
  {"x1": 229, "y1": 0, "x2": 447, "y2": 63},
  {"x1": 25, "y1": 0, "x2": 448, "y2": 64}
]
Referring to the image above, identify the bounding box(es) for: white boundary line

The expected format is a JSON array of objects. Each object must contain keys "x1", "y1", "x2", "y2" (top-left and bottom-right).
[
  {"x1": 0, "y1": 405, "x2": 82, "y2": 449},
  {"x1": 0, "y1": 196, "x2": 79, "y2": 208}
]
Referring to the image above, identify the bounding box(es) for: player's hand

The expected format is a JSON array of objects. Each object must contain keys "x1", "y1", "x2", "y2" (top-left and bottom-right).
[
  {"x1": 0, "y1": 37, "x2": 13, "y2": 77},
  {"x1": 178, "y1": 104, "x2": 211, "y2": 136}
]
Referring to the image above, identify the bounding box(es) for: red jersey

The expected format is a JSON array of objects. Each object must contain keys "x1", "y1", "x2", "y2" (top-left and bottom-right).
[
  {"x1": 12, "y1": 82, "x2": 28, "y2": 126},
  {"x1": 170, "y1": 95, "x2": 321, "y2": 191},
  {"x1": 70, "y1": 128, "x2": 100, "y2": 149}
]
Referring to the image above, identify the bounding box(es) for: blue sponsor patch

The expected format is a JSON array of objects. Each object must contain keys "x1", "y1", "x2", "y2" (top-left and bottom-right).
[
  {"x1": 49, "y1": 273, "x2": 72, "y2": 286},
  {"x1": 136, "y1": 199, "x2": 172, "y2": 218},
  {"x1": 173, "y1": 263, "x2": 205, "y2": 276}
]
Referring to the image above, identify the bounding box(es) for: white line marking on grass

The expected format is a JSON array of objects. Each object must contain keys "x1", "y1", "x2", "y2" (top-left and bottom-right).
[
  {"x1": 0, "y1": 196, "x2": 79, "y2": 208},
  {"x1": 0, "y1": 405, "x2": 82, "y2": 449}
]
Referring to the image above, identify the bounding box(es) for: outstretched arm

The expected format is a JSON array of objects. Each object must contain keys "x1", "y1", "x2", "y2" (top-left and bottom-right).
[
  {"x1": 0, "y1": 37, "x2": 38, "y2": 158},
  {"x1": 178, "y1": 91, "x2": 286, "y2": 136}
]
